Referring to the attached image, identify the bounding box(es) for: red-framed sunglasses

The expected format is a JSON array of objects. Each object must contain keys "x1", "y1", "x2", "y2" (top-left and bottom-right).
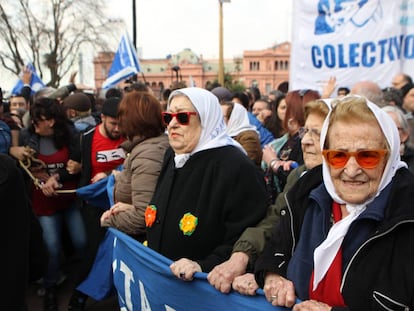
[
  {"x1": 322, "y1": 149, "x2": 388, "y2": 169},
  {"x1": 162, "y1": 112, "x2": 197, "y2": 126}
]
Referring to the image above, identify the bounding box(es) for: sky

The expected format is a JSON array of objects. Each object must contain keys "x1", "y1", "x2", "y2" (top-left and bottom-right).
[
  {"x1": 105, "y1": 0, "x2": 293, "y2": 59},
  {"x1": 2, "y1": 0, "x2": 293, "y2": 92}
]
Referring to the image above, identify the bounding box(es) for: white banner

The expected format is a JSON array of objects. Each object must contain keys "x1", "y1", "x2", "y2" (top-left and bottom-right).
[{"x1": 290, "y1": 0, "x2": 414, "y2": 92}]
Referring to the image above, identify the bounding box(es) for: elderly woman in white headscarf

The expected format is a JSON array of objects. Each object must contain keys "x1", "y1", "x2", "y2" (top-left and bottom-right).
[
  {"x1": 221, "y1": 101, "x2": 262, "y2": 166},
  {"x1": 146, "y1": 87, "x2": 268, "y2": 281},
  {"x1": 255, "y1": 95, "x2": 414, "y2": 310}
]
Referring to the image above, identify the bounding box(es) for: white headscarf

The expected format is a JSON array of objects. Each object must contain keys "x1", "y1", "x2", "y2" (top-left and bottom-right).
[
  {"x1": 313, "y1": 96, "x2": 407, "y2": 290},
  {"x1": 168, "y1": 87, "x2": 245, "y2": 168},
  {"x1": 226, "y1": 103, "x2": 258, "y2": 137}
]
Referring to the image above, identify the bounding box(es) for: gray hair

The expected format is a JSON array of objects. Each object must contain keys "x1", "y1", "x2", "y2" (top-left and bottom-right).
[{"x1": 382, "y1": 105, "x2": 409, "y2": 133}]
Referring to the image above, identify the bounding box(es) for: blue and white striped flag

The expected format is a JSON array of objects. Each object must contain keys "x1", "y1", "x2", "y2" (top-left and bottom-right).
[
  {"x1": 11, "y1": 63, "x2": 45, "y2": 95},
  {"x1": 102, "y1": 34, "x2": 141, "y2": 89}
]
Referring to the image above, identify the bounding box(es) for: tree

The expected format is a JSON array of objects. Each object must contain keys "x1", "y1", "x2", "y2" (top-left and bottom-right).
[{"x1": 0, "y1": 0, "x2": 122, "y2": 88}]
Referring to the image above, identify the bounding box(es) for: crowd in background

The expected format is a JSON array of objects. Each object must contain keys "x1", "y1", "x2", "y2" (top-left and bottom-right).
[{"x1": 2, "y1": 70, "x2": 414, "y2": 311}]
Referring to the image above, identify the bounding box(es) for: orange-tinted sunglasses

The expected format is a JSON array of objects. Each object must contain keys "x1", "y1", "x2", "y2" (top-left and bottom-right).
[{"x1": 322, "y1": 149, "x2": 388, "y2": 169}]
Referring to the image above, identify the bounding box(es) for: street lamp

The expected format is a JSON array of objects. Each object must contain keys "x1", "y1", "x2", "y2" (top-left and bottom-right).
[{"x1": 218, "y1": 0, "x2": 230, "y2": 86}]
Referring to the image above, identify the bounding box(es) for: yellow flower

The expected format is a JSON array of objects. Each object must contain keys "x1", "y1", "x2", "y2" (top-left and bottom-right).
[{"x1": 179, "y1": 212, "x2": 198, "y2": 236}]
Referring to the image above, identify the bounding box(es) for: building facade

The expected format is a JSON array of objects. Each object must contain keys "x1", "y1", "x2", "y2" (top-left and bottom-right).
[{"x1": 93, "y1": 42, "x2": 290, "y2": 98}]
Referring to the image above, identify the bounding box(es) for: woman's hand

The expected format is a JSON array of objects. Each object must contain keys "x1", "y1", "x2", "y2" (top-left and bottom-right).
[
  {"x1": 263, "y1": 273, "x2": 296, "y2": 307},
  {"x1": 262, "y1": 145, "x2": 278, "y2": 166},
  {"x1": 170, "y1": 258, "x2": 201, "y2": 281},
  {"x1": 41, "y1": 174, "x2": 61, "y2": 197},
  {"x1": 66, "y1": 159, "x2": 81, "y2": 175},
  {"x1": 100, "y1": 202, "x2": 134, "y2": 226},
  {"x1": 293, "y1": 300, "x2": 332, "y2": 311},
  {"x1": 100, "y1": 209, "x2": 112, "y2": 226},
  {"x1": 207, "y1": 252, "x2": 250, "y2": 293},
  {"x1": 9, "y1": 146, "x2": 35, "y2": 161},
  {"x1": 232, "y1": 273, "x2": 259, "y2": 296},
  {"x1": 91, "y1": 172, "x2": 107, "y2": 183}
]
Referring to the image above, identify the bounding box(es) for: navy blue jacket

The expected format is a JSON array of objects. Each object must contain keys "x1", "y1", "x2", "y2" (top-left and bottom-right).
[{"x1": 255, "y1": 167, "x2": 414, "y2": 310}]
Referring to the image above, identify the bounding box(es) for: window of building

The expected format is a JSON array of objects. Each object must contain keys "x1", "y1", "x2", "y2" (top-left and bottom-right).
[{"x1": 249, "y1": 61, "x2": 260, "y2": 71}]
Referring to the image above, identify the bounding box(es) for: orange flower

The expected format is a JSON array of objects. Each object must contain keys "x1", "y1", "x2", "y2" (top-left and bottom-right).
[
  {"x1": 179, "y1": 212, "x2": 198, "y2": 236},
  {"x1": 145, "y1": 205, "x2": 157, "y2": 228}
]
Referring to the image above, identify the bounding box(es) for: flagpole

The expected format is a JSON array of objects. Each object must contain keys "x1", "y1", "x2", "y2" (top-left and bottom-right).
[
  {"x1": 218, "y1": 0, "x2": 224, "y2": 86},
  {"x1": 218, "y1": 0, "x2": 230, "y2": 86},
  {"x1": 132, "y1": 0, "x2": 138, "y2": 82}
]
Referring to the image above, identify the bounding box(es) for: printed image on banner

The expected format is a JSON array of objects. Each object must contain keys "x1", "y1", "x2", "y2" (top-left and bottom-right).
[{"x1": 289, "y1": 0, "x2": 414, "y2": 91}]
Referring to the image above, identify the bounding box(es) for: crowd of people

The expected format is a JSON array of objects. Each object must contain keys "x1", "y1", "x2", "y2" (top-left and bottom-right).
[{"x1": 2, "y1": 70, "x2": 414, "y2": 311}]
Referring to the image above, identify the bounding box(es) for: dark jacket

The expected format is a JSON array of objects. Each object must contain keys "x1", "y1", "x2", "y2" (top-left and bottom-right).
[
  {"x1": 232, "y1": 164, "x2": 307, "y2": 268},
  {"x1": 147, "y1": 146, "x2": 268, "y2": 272},
  {"x1": 402, "y1": 143, "x2": 414, "y2": 174},
  {"x1": 2, "y1": 154, "x2": 46, "y2": 311},
  {"x1": 255, "y1": 167, "x2": 414, "y2": 310},
  {"x1": 78, "y1": 126, "x2": 95, "y2": 187}
]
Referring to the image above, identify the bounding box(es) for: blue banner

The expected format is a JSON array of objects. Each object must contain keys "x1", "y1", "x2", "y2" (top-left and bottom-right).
[
  {"x1": 110, "y1": 228, "x2": 291, "y2": 311},
  {"x1": 76, "y1": 166, "x2": 121, "y2": 209}
]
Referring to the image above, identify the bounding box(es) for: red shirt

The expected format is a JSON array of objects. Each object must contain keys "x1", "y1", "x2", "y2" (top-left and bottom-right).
[
  {"x1": 32, "y1": 146, "x2": 78, "y2": 216},
  {"x1": 90, "y1": 126, "x2": 125, "y2": 182}
]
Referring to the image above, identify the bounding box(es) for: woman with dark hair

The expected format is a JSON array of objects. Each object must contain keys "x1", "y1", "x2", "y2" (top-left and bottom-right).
[
  {"x1": 100, "y1": 91, "x2": 169, "y2": 241},
  {"x1": 264, "y1": 93, "x2": 287, "y2": 139},
  {"x1": 18, "y1": 97, "x2": 86, "y2": 311}
]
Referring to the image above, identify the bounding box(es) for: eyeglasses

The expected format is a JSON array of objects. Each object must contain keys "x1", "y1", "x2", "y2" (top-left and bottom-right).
[
  {"x1": 322, "y1": 149, "x2": 388, "y2": 169},
  {"x1": 298, "y1": 127, "x2": 321, "y2": 140},
  {"x1": 162, "y1": 112, "x2": 197, "y2": 125}
]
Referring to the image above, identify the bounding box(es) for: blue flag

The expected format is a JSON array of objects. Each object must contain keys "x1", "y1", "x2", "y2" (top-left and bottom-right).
[
  {"x1": 102, "y1": 34, "x2": 141, "y2": 89},
  {"x1": 76, "y1": 165, "x2": 121, "y2": 209},
  {"x1": 11, "y1": 63, "x2": 45, "y2": 96}
]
